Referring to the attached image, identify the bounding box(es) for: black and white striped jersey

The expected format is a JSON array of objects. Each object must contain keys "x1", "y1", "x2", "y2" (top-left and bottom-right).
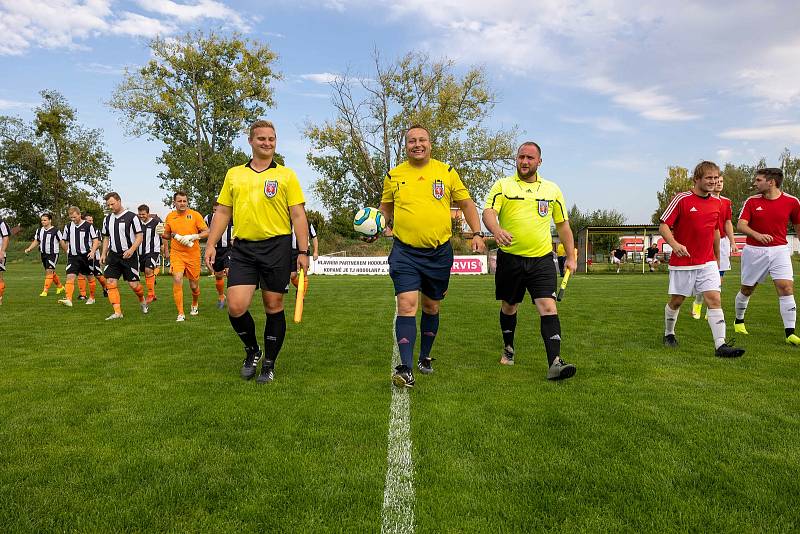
[
  {"x1": 205, "y1": 213, "x2": 233, "y2": 248},
  {"x1": 0, "y1": 218, "x2": 9, "y2": 239},
  {"x1": 138, "y1": 215, "x2": 162, "y2": 255},
  {"x1": 61, "y1": 221, "x2": 99, "y2": 255},
  {"x1": 291, "y1": 222, "x2": 317, "y2": 250},
  {"x1": 34, "y1": 226, "x2": 61, "y2": 254},
  {"x1": 88, "y1": 225, "x2": 102, "y2": 260},
  {"x1": 102, "y1": 210, "x2": 143, "y2": 253}
]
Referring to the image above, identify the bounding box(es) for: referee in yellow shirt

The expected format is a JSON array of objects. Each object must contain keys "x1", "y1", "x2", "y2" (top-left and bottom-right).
[
  {"x1": 205, "y1": 120, "x2": 310, "y2": 384},
  {"x1": 380, "y1": 125, "x2": 486, "y2": 388},
  {"x1": 482, "y1": 142, "x2": 577, "y2": 380}
]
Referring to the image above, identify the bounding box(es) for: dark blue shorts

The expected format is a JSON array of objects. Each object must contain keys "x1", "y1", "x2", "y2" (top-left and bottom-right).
[{"x1": 388, "y1": 239, "x2": 453, "y2": 300}]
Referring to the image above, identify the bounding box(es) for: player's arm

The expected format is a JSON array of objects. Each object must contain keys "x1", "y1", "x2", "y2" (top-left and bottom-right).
[
  {"x1": 455, "y1": 197, "x2": 485, "y2": 253},
  {"x1": 24, "y1": 238, "x2": 38, "y2": 254},
  {"x1": 659, "y1": 222, "x2": 689, "y2": 257},
  {"x1": 88, "y1": 237, "x2": 100, "y2": 259},
  {"x1": 60, "y1": 237, "x2": 68, "y2": 253},
  {"x1": 555, "y1": 220, "x2": 577, "y2": 273},
  {"x1": 312, "y1": 235, "x2": 319, "y2": 261},
  {"x1": 736, "y1": 218, "x2": 772, "y2": 244},
  {"x1": 0, "y1": 235, "x2": 8, "y2": 261},
  {"x1": 205, "y1": 204, "x2": 231, "y2": 270},
  {"x1": 482, "y1": 208, "x2": 512, "y2": 247},
  {"x1": 289, "y1": 204, "x2": 310, "y2": 274},
  {"x1": 724, "y1": 219, "x2": 738, "y2": 254},
  {"x1": 714, "y1": 228, "x2": 721, "y2": 265},
  {"x1": 100, "y1": 236, "x2": 109, "y2": 264},
  {"x1": 125, "y1": 232, "x2": 143, "y2": 259}
]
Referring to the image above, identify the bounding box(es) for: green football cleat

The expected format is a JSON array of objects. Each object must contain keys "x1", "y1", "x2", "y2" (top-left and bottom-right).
[
  {"x1": 691, "y1": 302, "x2": 702, "y2": 320},
  {"x1": 786, "y1": 334, "x2": 800, "y2": 346},
  {"x1": 734, "y1": 322, "x2": 749, "y2": 335}
]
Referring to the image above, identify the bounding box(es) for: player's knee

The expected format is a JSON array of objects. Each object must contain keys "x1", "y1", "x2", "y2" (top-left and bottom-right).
[{"x1": 500, "y1": 301, "x2": 517, "y2": 315}]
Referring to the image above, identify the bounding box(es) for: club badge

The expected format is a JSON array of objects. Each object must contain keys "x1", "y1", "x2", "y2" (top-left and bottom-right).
[
  {"x1": 538, "y1": 200, "x2": 550, "y2": 217},
  {"x1": 265, "y1": 180, "x2": 278, "y2": 198},
  {"x1": 432, "y1": 180, "x2": 445, "y2": 200}
]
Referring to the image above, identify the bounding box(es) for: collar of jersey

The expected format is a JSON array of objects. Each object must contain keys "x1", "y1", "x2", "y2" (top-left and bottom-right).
[{"x1": 246, "y1": 159, "x2": 278, "y2": 173}]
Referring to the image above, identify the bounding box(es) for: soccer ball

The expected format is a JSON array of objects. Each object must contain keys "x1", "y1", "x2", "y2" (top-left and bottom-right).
[{"x1": 353, "y1": 207, "x2": 385, "y2": 237}]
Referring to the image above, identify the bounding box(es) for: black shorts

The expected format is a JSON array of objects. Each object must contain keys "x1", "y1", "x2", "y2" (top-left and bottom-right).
[
  {"x1": 66, "y1": 254, "x2": 92, "y2": 276},
  {"x1": 105, "y1": 251, "x2": 140, "y2": 282},
  {"x1": 139, "y1": 252, "x2": 161, "y2": 272},
  {"x1": 89, "y1": 258, "x2": 103, "y2": 276},
  {"x1": 212, "y1": 246, "x2": 231, "y2": 273},
  {"x1": 0, "y1": 256, "x2": 6, "y2": 272},
  {"x1": 495, "y1": 250, "x2": 558, "y2": 304},
  {"x1": 40, "y1": 253, "x2": 59, "y2": 270},
  {"x1": 388, "y1": 239, "x2": 453, "y2": 300},
  {"x1": 228, "y1": 236, "x2": 291, "y2": 293}
]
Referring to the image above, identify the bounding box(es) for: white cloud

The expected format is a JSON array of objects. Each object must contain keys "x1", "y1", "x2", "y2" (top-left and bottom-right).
[
  {"x1": 110, "y1": 12, "x2": 176, "y2": 38},
  {"x1": 300, "y1": 73, "x2": 340, "y2": 84},
  {"x1": 135, "y1": 0, "x2": 245, "y2": 26},
  {"x1": 719, "y1": 124, "x2": 800, "y2": 144},
  {"x1": 717, "y1": 148, "x2": 734, "y2": 162},
  {"x1": 0, "y1": 98, "x2": 35, "y2": 110},
  {"x1": 560, "y1": 115, "x2": 634, "y2": 134},
  {"x1": 593, "y1": 157, "x2": 649, "y2": 172}
]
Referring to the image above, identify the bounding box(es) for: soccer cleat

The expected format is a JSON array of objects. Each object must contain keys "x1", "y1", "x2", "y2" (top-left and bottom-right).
[
  {"x1": 217, "y1": 297, "x2": 226, "y2": 310},
  {"x1": 141, "y1": 302, "x2": 149, "y2": 314},
  {"x1": 392, "y1": 365, "x2": 415, "y2": 388},
  {"x1": 77, "y1": 295, "x2": 87, "y2": 301},
  {"x1": 734, "y1": 322, "x2": 749, "y2": 335},
  {"x1": 417, "y1": 357, "x2": 434, "y2": 375},
  {"x1": 56, "y1": 286, "x2": 65, "y2": 295},
  {"x1": 691, "y1": 302, "x2": 702, "y2": 320},
  {"x1": 500, "y1": 346, "x2": 515, "y2": 366},
  {"x1": 39, "y1": 291, "x2": 48, "y2": 297},
  {"x1": 786, "y1": 334, "x2": 800, "y2": 346},
  {"x1": 715, "y1": 342, "x2": 745, "y2": 358},
  {"x1": 547, "y1": 358, "x2": 577, "y2": 380},
  {"x1": 176, "y1": 314, "x2": 185, "y2": 322},
  {"x1": 105, "y1": 313, "x2": 124, "y2": 321},
  {"x1": 58, "y1": 298, "x2": 73, "y2": 307},
  {"x1": 663, "y1": 334, "x2": 679, "y2": 348},
  {"x1": 256, "y1": 359, "x2": 275, "y2": 384},
  {"x1": 85, "y1": 298, "x2": 95, "y2": 305},
  {"x1": 190, "y1": 305, "x2": 199, "y2": 316},
  {"x1": 240, "y1": 348, "x2": 262, "y2": 380}
]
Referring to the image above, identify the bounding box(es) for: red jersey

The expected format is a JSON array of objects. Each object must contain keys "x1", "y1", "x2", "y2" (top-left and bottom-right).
[
  {"x1": 718, "y1": 195, "x2": 732, "y2": 229},
  {"x1": 739, "y1": 192, "x2": 800, "y2": 247},
  {"x1": 661, "y1": 191, "x2": 722, "y2": 268}
]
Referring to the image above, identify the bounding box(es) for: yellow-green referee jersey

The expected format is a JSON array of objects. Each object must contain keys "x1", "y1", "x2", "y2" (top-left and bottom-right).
[
  {"x1": 484, "y1": 173, "x2": 567, "y2": 257},
  {"x1": 381, "y1": 159, "x2": 471, "y2": 248},
  {"x1": 217, "y1": 160, "x2": 305, "y2": 240}
]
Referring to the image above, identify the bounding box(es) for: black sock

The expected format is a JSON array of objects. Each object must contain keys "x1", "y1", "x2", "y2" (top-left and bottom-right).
[
  {"x1": 735, "y1": 318, "x2": 745, "y2": 324},
  {"x1": 787, "y1": 328, "x2": 795, "y2": 337},
  {"x1": 541, "y1": 314, "x2": 561, "y2": 366},
  {"x1": 395, "y1": 316, "x2": 416, "y2": 369},
  {"x1": 264, "y1": 310, "x2": 286, "y2": 364},
  {"x1": 419, "y1": 312, "x2": 439, "y2": 359},
  {"x1": 500, "y1": 310, "x2": 517, "y2": 349},
  {"x1": 229, "y1": 311, "x2": 258, "y2": 351}
]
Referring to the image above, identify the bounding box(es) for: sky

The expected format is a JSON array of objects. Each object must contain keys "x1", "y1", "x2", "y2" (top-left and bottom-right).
[{"x1": 1, "y1": 0, "x2": 799, "y2": 222}]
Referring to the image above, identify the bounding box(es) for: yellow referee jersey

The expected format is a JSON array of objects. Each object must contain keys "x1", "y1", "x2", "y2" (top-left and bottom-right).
[
  {"x1": 381, "y1": 159, "x2": 470, "y2": 248},
  {"x1": 484, "y1": 173, "x2": 568, "y2": 257},
  {"x1": 217, "y1": 160, "x2": 305, "y2": 240}
]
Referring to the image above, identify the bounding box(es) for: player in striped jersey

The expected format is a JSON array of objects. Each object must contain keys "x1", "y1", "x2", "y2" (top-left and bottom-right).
[
  {"x1": 734, "y1": 168, "x2": 800, "y2": 345},
  {"x1": 57, "y1": 206, "x2": 100, "y2": 307},
  {"x1": 137, "y1": 205, "x2": 164, "y2": 304},
  {"x1": 84, "y1": 213, "x2": 108, "y2": 298},
  {"x1": 692, "y1": 174, "x2": 739, "y2": 319},
  {"x1": 100, "y1": 192, "x2": 147, "y2": 320},
  {"x1": 24, "y1": 213, "x2": 65, "y2": 297},
  {"x1": 659, "y1": 161, "x2": 744, "y2": 358},
  {"x1": 205, "y1": 202, "x2": 233, "y2": 309},
  {"x1": 0, "y1": 216, "x2": 10, "y2": 305}
]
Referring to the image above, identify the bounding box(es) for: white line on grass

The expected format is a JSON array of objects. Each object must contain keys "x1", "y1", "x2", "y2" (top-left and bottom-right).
[{"x1": 381, "y1": 313, "x2": 415, "y2": 534}]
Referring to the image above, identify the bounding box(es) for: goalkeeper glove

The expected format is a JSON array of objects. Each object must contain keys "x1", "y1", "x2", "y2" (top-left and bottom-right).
[
  {"x1": 155, "y1": 222, "x2": 166, "y2": 235},
  {"x1": 185, "y1": 234, "x2": 200, "y2": 244}
]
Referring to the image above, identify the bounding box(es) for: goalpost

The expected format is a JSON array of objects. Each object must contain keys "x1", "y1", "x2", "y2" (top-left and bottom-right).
[{"x1": 575, "y1": 224, "x2": 662, "y2": 273}]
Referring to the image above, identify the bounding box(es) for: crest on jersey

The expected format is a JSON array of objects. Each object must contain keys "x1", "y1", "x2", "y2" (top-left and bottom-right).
[
  {"x1": 432, "y1": 180, "x2": 445, "y2": 200},
  {"x1": 186, "y1": 214, "x2": 193, "y2": 219},
  {"x1": 538, "y1": 200, "x2": 550, "y2": 217},
  {"x1": 264, "y1": 180, "x2": 278, "y2": 198}
]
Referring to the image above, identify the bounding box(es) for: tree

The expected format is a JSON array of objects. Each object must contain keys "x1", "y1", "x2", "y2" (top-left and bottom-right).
[
  {"x1": 109, "y1": 31, "x2": 280, "y2": 213},
  {"x1": 305, "y1": 51, "x2": 517, "y2": 215},
  {"x1": 568, "y1": 204, "x2": 627, "y2": 253},
  {"x1": 779, "y1": 148, "x2": 800, "y2": 198},
  {"x1": 651, "y1": 166, "x2": 692, "y2": 224}
]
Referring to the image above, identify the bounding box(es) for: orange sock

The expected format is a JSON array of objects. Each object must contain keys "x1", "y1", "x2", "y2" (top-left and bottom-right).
[
  {"x1": 97, "y1": 275, "x2": 107, "y2": 289},
  {"x1": 215, "y1": 278, "x2": 225, "y2": 299},
  {"x1": 145, "y1": 273, "x2": 156, "y2": 299},
  {"x1": 191, "y1": 285, "x2": 200, "y2": 307},
  {"x1": 107, "y1": 281, "x2": 122, "y2": 315},
  {"x1": 44, "y1": 274, "x2": 53, "y2": 291},
  {"x1": 173, "y1": 284, "x2": 184, "y2": 315},
  {"x1": 77, "y1": 275, "x2": 87, "y2": 297},
  {"x1": 65, "y1": 280, "x2": 75, "y2": 301},
  {"x1": 133, "y1": 284, "x2": 144, "y2": 303},
  {"x1": 89, "y1": 278, "x2": 96, "y2": 298},
  {"x1": 0, "y1": 280, "x2": 5, "y2": 298},
  {"x1": 53, "y1": 273, "x2": 62, "y2": 288}
]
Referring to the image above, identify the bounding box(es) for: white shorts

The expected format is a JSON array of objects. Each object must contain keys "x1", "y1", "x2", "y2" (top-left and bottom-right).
[
  {"x1": 611, "y1": 256, "x2": 622, "y2": 265},
  {"x1": 668, "y1": 262, "x2": 721, "y2": 296},
  {"x1": 719, "y1": 238, "x2": 731, "y2": 272},
  {"x1": 740, "y1": 244, "x2": 793, "y2": 286},
  {"x1": 646, "y1": 257, "x2": 659, "y2": 264}
]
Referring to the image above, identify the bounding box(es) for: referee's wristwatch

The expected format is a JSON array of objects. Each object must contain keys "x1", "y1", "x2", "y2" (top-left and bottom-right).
[
  {"x1": 298, "y1": 250, "x2": 310, "y2": 255},
  {"x1": 471, "y1": 231, "x2": 486, "y2": 238}
]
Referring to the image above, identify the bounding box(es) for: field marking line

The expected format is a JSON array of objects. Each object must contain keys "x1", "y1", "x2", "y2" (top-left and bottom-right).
[{"x1": 381, "y1": 311, "x2": 415, "y2": 534}]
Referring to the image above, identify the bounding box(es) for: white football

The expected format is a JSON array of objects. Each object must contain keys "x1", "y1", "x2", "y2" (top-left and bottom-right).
[{"x1": 353, "y1": 207, "x2": 385, "y2": 237}]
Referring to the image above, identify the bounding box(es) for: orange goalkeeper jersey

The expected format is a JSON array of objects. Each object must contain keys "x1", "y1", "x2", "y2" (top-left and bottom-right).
[{"x1": 164, "y1": 209, "x2": 207, "y2": 257}]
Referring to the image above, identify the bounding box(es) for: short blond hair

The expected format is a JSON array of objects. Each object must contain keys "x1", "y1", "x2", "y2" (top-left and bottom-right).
[
  {"x1": 249, "y1": 120, "x2": 276, "y2": 139},
  {"x1": 68, "y1": 206, "x2": 81, "y2": 215}
]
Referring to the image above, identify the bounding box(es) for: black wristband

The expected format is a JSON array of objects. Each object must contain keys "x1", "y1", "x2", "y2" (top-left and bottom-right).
[
  {"x1": 298, "y1": 250, "x2": 310, "y2": 255},
  {"x1": 471, "y1": 231, "x2": 485, "y2": 238}
]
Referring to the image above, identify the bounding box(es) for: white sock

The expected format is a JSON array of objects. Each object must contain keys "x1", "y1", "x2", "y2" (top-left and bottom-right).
[
  {"x1": 779, "y1": 295, "x2": 797, "y2": 329},
  {"x1": 694, "y1": 294, "x2": 703, "y2": 305},
  {"x1": 706, "y1": 308, "x2": 726, "y2": 349},
  {"x1": 665, "y1": 304, "x2": 679, "y2": 335},
  {"x1": 735, "y1": 291, "x2": 750, "y2": 321}
]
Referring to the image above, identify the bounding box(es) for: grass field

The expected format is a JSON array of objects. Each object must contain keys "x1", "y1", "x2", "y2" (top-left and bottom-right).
[{"x1": 1, "y1": 260, "x2": 799, "y2": 532}]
